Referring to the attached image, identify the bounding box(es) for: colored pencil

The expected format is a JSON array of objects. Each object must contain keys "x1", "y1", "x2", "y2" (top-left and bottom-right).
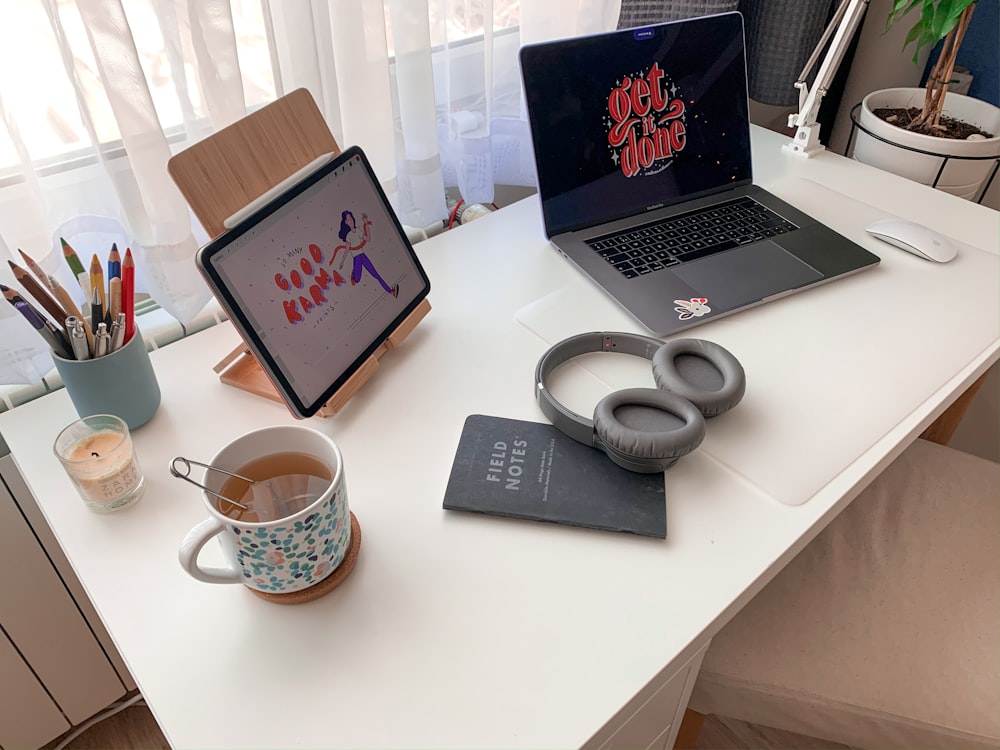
[
  {"x1": 17, "y1": 248, "x2": 48, "y2": 287},
  {"x1": 109, "y1": 276, "x2": 122, "y2": 322},
  {"x1": 18, "y1": 250, "x2": 82, "y2": 344},
  {"x1": 16, "y1": 301, "x2": 73, "y2": 357},
  {"x1": 122, "y1": 248, "x2": 135, "y2": 343},
  {"x1": 0, "y1": 283, "x2": 27, "y2": 307},
  {"x1": 108, "y1": 243, "x2": 121, "y2": 279},
  {"x1": 15, "y1": 249, "x2": 82, "y2": 333},
  {"x1": 7, "y1": 259, "x2": 69, "y2": 325},
  {"x1": 60, "y1": 237, "x2": 86, "y2": 278},
  {"x1": 1, "y1": 284, "x2": 71, "y2": 356},
  {"x1": 61, "y1": 237, "x2": 92, "y2": 297},
  {"x1": 89, "y1": 253, "x2": 106, "y2": 311}
]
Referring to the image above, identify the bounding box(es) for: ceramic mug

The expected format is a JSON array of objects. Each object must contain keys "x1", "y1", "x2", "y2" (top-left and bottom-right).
[{"x1": 178, "y1": 425, "x2": 351, "y2": 595}]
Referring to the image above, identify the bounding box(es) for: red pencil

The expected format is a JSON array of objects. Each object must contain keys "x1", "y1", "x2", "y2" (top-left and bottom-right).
[{"x1": 122, "y1": 248, "x2": 135, "y2": 343}]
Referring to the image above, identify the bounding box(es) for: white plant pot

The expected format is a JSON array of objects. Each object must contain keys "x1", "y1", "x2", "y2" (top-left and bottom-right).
[{"x1": 853, "y1": 87, "x2": 1000, "y2": 201}]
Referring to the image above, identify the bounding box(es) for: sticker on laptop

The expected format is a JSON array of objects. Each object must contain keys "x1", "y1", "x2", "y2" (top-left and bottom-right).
[{"x1": 674, "y1": 298, "x2": 711, "y2": 320}]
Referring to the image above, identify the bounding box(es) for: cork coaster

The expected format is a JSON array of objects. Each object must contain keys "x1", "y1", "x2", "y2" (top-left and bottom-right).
[{"x1": 249, "y1": 512, "x2": 361, "y2": 605}]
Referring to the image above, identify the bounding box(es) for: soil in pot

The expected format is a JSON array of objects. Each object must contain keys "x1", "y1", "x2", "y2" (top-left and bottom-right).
[{"x1": 874, "y1": 107, "x2": 995, "y2": 140}]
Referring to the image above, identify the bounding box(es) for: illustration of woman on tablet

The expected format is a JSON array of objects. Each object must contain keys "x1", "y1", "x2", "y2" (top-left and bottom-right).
[{"x1": 335, "y1": 210, "x2": 399, "y2": 298}]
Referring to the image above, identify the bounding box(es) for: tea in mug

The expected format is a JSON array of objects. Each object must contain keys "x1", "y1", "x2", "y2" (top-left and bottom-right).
[{"x1": 217, "y1": 451, "x2": 332, "y2": 522}]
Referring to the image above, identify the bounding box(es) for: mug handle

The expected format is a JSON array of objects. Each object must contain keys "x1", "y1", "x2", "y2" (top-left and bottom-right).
[{"x1": 178, "y1": 518, "x2": 243, "y2": 584}]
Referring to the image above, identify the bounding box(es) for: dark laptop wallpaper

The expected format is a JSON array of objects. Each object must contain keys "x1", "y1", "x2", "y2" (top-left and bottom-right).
[{"x1": 521, "y1": 14, "x2": 753, "y2": 236}]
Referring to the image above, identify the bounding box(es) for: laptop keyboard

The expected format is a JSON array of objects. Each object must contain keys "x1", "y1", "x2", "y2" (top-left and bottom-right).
[{"x1": 586, "y1": 197, "x2": 798, "y2": 279}]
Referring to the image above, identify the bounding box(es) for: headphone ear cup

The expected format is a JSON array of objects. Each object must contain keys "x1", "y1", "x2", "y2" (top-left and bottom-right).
[
  {"x1": 652, "y1": 339, "x2": 746, "y2": 418},
  {"x1": 592, "y1": 388, "x2": 706, "y2": 473}
]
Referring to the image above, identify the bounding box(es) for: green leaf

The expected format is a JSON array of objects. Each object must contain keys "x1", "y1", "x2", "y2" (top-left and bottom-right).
[
  {"x1": 892, "y1": 0, "x2": 982, "y2": 61},
  {"x1": 902, "y1": 21, "x2": 924, "y2": 49},
  {"x1": 887, "y1": 0, "x2": 923, "y2": 27}
]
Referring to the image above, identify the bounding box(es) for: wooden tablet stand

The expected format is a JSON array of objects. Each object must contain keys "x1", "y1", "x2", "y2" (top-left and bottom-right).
[{"x1": 168, "y1": 89, "x2": 430, "y2": 417}]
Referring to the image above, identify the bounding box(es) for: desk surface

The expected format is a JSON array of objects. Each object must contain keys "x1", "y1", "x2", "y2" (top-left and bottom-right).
[{"x1": 2, "y1": 127, "x2": 997, "y2": 750}]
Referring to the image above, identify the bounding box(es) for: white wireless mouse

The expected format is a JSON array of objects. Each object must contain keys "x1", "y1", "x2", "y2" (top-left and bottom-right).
[{"x1": 865, "y1": 218, "x2": 958, "y2": 263}]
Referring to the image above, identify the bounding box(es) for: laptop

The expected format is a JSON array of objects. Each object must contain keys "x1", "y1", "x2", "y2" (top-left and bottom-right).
[{"x1": 518, "y1": 12, "x2": 880, "y2": 336}]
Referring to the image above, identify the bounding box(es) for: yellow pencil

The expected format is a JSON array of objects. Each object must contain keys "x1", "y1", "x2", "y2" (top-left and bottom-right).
[{"x1": 89, "y1": 253, "x2": 106, "y2": 311}]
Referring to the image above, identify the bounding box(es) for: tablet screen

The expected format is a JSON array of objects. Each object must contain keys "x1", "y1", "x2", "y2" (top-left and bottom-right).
[{"x1": 197, "y1": 146, "x2": 431, "y2": 418}]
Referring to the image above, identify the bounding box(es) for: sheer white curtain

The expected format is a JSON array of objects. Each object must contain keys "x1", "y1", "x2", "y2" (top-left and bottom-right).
[
  {"x1": 266, "y1": 0, "x2": 621, "y2": 223},
  {"x1": 0, "y1": 0, "x2": 619, "y2": 386}
]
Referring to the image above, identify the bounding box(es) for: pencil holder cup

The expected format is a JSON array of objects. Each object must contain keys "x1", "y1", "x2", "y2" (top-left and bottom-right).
[{"x1": 52, "y1": 329, "x2": 161, "y2": 430}]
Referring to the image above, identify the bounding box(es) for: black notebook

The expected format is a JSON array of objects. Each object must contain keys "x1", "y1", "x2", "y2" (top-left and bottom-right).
[{"x1": 443, "y1": 415, "x2": 666, "y2": 537}]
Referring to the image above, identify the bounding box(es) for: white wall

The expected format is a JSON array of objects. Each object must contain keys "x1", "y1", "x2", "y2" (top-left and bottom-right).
[
  {"x1": 828, "y1": 0, "x2": 932, "y2": 155},
  {"x1": 745, "y1": 1, "x2": 929, "y2": 149}
]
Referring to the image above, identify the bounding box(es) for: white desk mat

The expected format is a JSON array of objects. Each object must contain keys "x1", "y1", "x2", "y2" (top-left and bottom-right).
[{"x1": 516, "y1": 177, "x2": 1000, "y2": 506}]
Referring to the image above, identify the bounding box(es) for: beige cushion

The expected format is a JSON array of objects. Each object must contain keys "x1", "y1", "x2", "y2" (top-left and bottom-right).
[{"x1": 690, "y1": 439, "x2": 1000, "y2": 750}]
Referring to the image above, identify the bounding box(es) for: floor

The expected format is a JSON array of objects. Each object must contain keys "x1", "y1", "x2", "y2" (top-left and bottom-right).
[
  {"x1": 47, "y1": 703, "x2": 857, "y2": 750},
  {"x1": 696, "y1": 715, "x2": 858, "y2": 750}
]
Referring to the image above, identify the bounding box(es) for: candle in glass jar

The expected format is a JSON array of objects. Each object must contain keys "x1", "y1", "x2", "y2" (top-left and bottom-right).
[{"x1": 54, "y1": 415, "x2": 145, "y2": 512}]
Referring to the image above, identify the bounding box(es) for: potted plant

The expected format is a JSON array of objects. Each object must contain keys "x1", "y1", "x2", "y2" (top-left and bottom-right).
[{"x1": 852, "y1": 0, "x2": 1000, "y2": 201}]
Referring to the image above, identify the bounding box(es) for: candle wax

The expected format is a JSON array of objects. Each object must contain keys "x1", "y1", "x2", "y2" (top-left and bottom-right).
[
  {"x1": 67, "y1": 431, "x2": 122, "y2": 461},
  {"x1": 65, "y1": 430, "x2": 140, "y2": 504}
]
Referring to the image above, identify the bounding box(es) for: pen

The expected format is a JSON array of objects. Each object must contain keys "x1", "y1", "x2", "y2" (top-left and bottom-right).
[
  {"x1": 95, "y1": 322, "x2": 111, "y2": 358},
  {"x1": 43, "y1": 319, "x2": 75, "y2": 359},
  {"x1": 12, "y1": 298, "x2": 73, "y2": 358},
  {"x1": 108, "y1": 243, "x2": 121, "y2": 280},
  {"x1": 89, "y1": 253, "x2": 106, "y2": 312},
  {"x1": 2, "y1": 283, "x2": 71, "y2": 354},
  {"x1": 91, "y1": 285, "x2": 104, "y2": 333},
  {"x1": 66, "y1": 316, "x2": 91, "y2": 360},
  {"x1": 109, "y1": 312, "x2": 126, "y2": 352},
  {"x1": 1, "y1": 283, "x2": 39, "y2": 315}
]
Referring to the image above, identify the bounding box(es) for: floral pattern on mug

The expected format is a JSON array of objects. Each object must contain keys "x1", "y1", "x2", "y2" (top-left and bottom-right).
[{"x1": 229, "y1": 485, "x2": 350, "y2": 593}]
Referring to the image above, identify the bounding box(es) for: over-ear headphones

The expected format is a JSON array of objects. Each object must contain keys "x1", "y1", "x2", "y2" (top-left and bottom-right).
[{"x1": 534, "y1": 332, "x2": 745, "y2": 473}]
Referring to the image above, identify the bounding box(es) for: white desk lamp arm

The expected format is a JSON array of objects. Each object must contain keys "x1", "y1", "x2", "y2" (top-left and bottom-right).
[{"x1": 784, "y1": 0, "x2": 870, "y2": 158}]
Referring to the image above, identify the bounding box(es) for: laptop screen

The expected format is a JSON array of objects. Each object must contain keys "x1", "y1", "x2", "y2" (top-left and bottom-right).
[{"x1": 520, "y1": 13, "x2": 753, "y2": 237}]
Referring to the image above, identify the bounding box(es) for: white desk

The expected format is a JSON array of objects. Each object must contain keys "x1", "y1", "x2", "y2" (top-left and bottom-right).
[{"x1": 2, "y1": 127, "x2": 997, "y2": 750}]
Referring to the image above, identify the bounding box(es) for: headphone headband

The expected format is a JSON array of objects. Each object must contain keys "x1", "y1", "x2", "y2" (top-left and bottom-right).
[
  {"x1": 535, "y1": 331, "x2": 664, "y2": 382},
  {"x1": 534, "y1": 331, "x2": 745, "y2": 473},
  {"x1": 534, "y1": 331, "x2": 667, "y2": 448}
]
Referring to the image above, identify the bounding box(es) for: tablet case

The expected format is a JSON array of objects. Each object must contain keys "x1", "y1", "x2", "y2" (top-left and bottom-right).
[{"x1": 168, "y1": 88, "x2": 430, "y2": 417}]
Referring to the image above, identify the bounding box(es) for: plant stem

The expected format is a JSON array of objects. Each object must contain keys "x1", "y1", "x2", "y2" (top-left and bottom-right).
[{"x1": 912, "y1": 3, "x2": 976, "y2": 132}]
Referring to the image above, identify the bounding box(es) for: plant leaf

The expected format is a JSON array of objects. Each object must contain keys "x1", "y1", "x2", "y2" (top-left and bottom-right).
[
  {"x1": 886, "y1": 0, "x2": 923, "y2": 27},
  {"x1": 895, "y1": 0, "x2": 980, "y2": 60}
]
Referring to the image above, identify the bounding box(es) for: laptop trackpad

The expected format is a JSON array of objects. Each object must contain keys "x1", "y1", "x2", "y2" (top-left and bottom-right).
[{"x1": 673, "y1": 241, "x2": 822, "y2": 307}]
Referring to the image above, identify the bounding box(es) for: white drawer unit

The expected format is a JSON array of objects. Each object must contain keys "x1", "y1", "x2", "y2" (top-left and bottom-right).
[
  {"x1": 587, "y1": 642, "x2": 709, "y2": 750},
  {"x1": 0, "y1": 434, "x2": 135, "y2": 750}
]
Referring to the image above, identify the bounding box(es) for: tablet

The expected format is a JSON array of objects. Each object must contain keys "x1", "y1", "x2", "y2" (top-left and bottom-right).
[{"x1": 197, "y1": 146, "x2": 431, "y2": 418}]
